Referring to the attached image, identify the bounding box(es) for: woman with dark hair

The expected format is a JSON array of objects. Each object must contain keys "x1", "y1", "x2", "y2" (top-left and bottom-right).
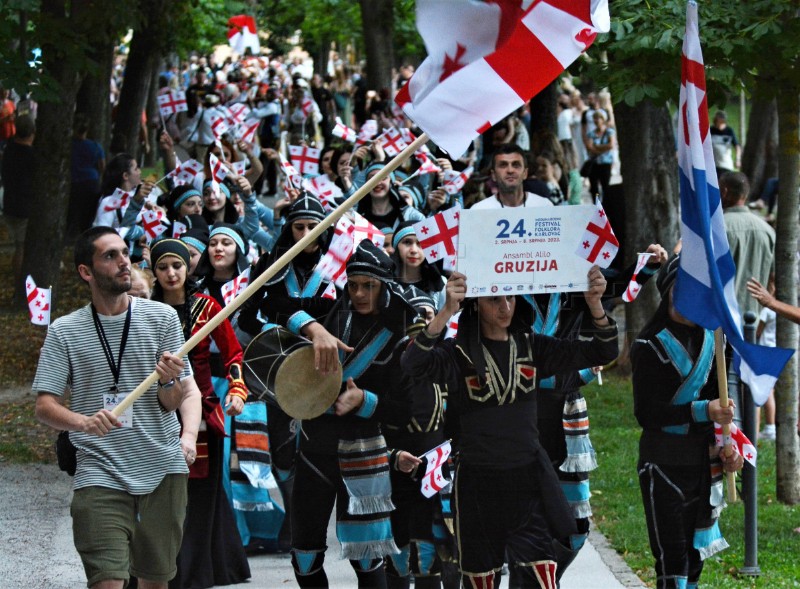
[
  {"x1": 391, "y1": 221, "x2": 446, "y2": 311},
  {"x1": 149, "y1": 238, "x2": 250, "y2": 589},
  {"x1": 197, "y1": 223, "x2": 251, "y2": 309},
  {"x1": 165, "y1": 185, "x2": 204, "y2": 223},
  {"x1": 402, "y1": 268, "x2": 618, "y2": 589},
  {"x1": 93, "y1": 153, "x2": 154, "y2": 229},
  {"x1": 237, "y1": 193, "x2": 338, "y2": 553}
]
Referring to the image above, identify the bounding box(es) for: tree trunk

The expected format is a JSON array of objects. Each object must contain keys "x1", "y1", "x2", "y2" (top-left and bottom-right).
[
  {"x1": 615, "y1": 100, "x2": 680, "y2": 373},
  {"x1": 143, "y1": 66, "x2": 160, "y2": 168},
  {"x1": 740, "y1": 96, "x2": 778, "y2": 199},
  {"x1": 528, "y1": 80, "x2": 559, "y2": 136},
  {"x1": 20, "y1": 0, "x2": 88, "y2": 305},
  {"x1": 359, "y1": 0, "x2": 394, "y2": 91},
  {"x1": 110, "y1": 0, "x2": 164, "y2": 157},
  {"x1": 75, "y1": 40, "x2": 114, "y2": 150},
  {"x1": 774, "y1": 87, "x2": 800, "y2": 505}
]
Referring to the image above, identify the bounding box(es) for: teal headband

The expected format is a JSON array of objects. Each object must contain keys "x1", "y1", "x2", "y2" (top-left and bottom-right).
[
  {"x1": 181, "y1": 236, "x2": 206, "y2": 254},
  {"x1": 209, "y1": 226, "x2": 245, "y2": 254},
  {"x1": 173, "y1": 188, "x2": 202, "y2": 210},
  {"x1": 392, "y1": 225, "x2": 416, "y2": 249},
  {"x1": 203, "y1": 180, "x2": 231, "y2": 199}
]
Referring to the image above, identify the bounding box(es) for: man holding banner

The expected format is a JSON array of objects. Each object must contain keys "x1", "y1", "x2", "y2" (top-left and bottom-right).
[{"x1": 402, "y1": 267, "x2": 618, "y2": 588}]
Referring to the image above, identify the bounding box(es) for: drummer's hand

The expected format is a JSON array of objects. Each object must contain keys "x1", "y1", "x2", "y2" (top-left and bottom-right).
[
  {"x1": 334, "y1": 377, "x2": 365, "y2": 416},
  {"x1": 304, "y1": 322, "x2": 353, "y2": 375},
  {"x1": 396, "y1": 450, "x2": 422, "y2": 475},
  {"x1": 224, "y1": 394, "x2": 244, "y2": 416}
]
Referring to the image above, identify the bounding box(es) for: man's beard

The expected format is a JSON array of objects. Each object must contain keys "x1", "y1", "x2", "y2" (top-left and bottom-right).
[{"x1": 95, "y1": 272, "x2": 131, "y2": 295}]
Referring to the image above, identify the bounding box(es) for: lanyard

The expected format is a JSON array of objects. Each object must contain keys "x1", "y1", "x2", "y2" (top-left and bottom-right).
[{"x1": 91, "y1": 300, "x2": 132, "y2": 393}]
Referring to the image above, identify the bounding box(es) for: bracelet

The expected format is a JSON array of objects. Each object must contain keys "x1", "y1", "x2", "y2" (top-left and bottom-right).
[{"x1": 590, "y1": 312, "x2": 607, "y2": 322}]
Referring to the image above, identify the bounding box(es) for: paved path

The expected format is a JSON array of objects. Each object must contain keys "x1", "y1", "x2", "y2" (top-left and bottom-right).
[{"x1": 0, "y1": 464, "x2": 645, "y2": 588}]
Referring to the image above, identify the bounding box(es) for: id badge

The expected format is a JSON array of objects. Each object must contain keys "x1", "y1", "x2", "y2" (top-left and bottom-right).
[{"x1": 103, "y1": 391, "x2": 133, "y2": 428}]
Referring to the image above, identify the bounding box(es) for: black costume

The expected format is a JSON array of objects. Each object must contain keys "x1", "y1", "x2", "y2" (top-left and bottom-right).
[
  {"x1": 402, "y1": 299, "x2": 618, "y2": 589},
  {"x1": 631, "y1": 258, "x2": 729, "y2": 589},
  {"x1": 270, "y1": 240, "x2": 424, "y2": 588}
]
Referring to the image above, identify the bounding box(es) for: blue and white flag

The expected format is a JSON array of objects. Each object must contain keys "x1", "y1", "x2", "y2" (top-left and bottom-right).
[{"x1": 674, "y1": 1, "x2": 792, "y2": 406}]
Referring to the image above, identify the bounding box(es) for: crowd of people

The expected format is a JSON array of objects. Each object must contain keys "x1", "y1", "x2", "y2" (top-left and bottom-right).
[{"x1": 1, "y1": 47, "x2": 783, "y2": 589}]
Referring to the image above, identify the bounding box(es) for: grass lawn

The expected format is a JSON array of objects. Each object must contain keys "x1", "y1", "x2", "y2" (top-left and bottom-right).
[{"x1": 588, "y1": 371, "x2": 800, "y2": 588}]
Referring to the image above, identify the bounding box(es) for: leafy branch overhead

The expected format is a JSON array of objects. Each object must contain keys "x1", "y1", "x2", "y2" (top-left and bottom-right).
[{"x1": 577, "y1": 0, "x2": 800, "y2": 106}]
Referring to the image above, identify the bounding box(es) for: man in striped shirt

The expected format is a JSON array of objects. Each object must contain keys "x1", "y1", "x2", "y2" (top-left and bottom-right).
[{"x1": 34, "y1": 226, "x2": 200, "y2": 589}]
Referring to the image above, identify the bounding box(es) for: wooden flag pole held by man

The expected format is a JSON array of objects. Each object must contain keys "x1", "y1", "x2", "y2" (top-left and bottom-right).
[
  {"x1": 714, "y1": 328, "x2": 737, "y2": 503},
  {"x1": 113, "y1": 133, "x2": 430, "y2": 417}
]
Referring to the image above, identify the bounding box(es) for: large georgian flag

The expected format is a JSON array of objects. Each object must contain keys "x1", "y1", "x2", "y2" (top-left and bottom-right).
[
  {"x1": 396, "y1": 0, "x2": 610, "y2": 156},
  {"x1": 228, "y1": 15, "x2": 260, "y2": 55},
  {"x1": 674, "y1": 1, "x2": 792, "y2": 406}
]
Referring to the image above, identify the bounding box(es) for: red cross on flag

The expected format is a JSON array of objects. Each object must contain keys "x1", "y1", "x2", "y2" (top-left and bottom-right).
[
  {"x1": 413, "y1": 205, "x2": 460, "y2": 271},
  {"x1": 208, "y1": 152, "x2": 230, "y2": 183},
  {"x1": 356, "y1": 120, "x2": 379, "y2": 146},
  {"x1": 228, "y1": 15, "x2": 260, "y2": 55},
  {"x1": 102, "y1": 187, "x2": 133, "y2": 212},
  {"x1": 414, "y1": 152, "x2": 442, "y2": 175},
  {"x1": 172, "y1": 221, "x2": 187, "y2": 238},
  {"x1": 157, "y1": 91, "x2": 188, "y2": 117},
  {"x1": 621, "y1": 252, "x2": 655, "y2": 303},
  {"x1": 140, "y1": 209, "x2": 166, "y2": 243},
  {"x1": 301, "y1": 96, "x2": 315, "y2": 118},
  {"x1": 351, "y1": 211, "x2": 386, "y2": 248},
  {"x1": 375, "y1": 127, "x2": 409, "y2": 157},
  {"x1": 420, "y1": 440, "x2": 452, "y2": 498},
  {"x1": 445, "y1": 310, "x2": 461, "y2": 339},
  {"x1": 321, "y1": 280, "x2": 337, "y2": 300},
  {"x1": 230, "y1": 161, "x2": 247, "y2": 176},
  {"x1": 210, "y1": 112, "x2": 230, "y2": 139},
  {"x1": 25, "y1": 275, "x2": 51, "y2": 326},
  {"x1": 715, "y1": 422, "x2": 756, "y2": 467},
  {"x1": 332, "y1": 117, "x2": 357, "y2": 143},
  {"x1": 172, "y1": 159, "x2": 204, "y2": 186},
  {"x1": 304, "y1": 175, "x2": 342, "y2": 212},
  {"x1": 574, "y1": 200, "x2": 619, "y2": 269},
  {"x1": 279, "y1": 153, "x2": 304, "y2": 190},
  {"x1": 228, "y1": 103, "x2": 251, "y2": 124},
  {"x1": 289, "y1": 145, "x2": 321, "y2": 176},
  {"x1": 221, "y1": 268, "x2": 251, "y2": 306},
  {"x1": 395, "y1": 0, "x2": 609, "y2": 156},
  {"x1": 317, "y1": 231, "x2": 354, "y2": 288},
  {"x1": 442, "y1": 166, "x2": 473, "y2": 195},
  {"x1": 237, "y1": 119, "x2": 260, "y2": 145}
]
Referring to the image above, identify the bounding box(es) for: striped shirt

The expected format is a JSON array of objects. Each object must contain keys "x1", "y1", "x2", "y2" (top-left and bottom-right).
[{"x1": 33, "y1": 297, "x2": 192, "y2": 495}]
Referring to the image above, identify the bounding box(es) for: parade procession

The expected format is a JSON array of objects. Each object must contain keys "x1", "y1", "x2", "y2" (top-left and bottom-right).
[{"x1": 3, "y1": 1, "x2": 800, "y2": 588}]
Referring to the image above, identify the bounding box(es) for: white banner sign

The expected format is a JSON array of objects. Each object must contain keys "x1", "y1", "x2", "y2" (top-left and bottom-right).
[{"x1": 457, "y1": 205, "x2": 615, "y2": 296}]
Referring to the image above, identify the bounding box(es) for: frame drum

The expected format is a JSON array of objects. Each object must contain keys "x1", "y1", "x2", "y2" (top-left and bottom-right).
[{"x1": 243, "y1": 326, "x2": 342, "y2": 419}]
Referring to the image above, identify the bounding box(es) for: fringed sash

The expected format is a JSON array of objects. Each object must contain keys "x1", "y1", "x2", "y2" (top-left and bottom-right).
[
  {"x1": 337, "y1": 436, "x2": 398, "y2": 559},
  {"x1": 560, "y1": 392, "x2": 598, "y2": 473}
]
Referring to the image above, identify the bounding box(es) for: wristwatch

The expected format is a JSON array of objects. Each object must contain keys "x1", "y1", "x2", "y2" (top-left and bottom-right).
[{"x1": 159, "y1": 377, "x2": 179, "y2": 390}]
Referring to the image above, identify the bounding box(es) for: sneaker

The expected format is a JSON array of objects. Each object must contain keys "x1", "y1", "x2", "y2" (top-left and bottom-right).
[
  {"x1": 759, "y1": 427, "x2": 776, "y2": 441},
  {"x1": 748, "y1": 199, "x2": 766, "y2": 210}
]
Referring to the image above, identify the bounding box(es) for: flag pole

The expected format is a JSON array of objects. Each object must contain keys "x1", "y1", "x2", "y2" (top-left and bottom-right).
[
  {"x1": 714, "y1": 328, "x2": 737, "y2": 503},
  {"x1": 113, "y1": 132, "x2": 430, "y2": 418}
]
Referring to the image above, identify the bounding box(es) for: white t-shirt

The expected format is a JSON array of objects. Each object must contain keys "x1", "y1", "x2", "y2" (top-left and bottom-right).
[
  {"x1": 470, "y1": 192, "x2": 554, "y2": 210},
  {"x1": 758, "y1": 307, "x2": 776, "y2": 347},
  {"x1": 557, "y1": 109, "x2": 574, "y2": 141}
]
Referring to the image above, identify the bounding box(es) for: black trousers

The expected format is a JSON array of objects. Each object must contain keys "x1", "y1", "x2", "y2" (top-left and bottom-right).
[
  {"x1": 454, "y1": 462, "x2": 562, "y2": 587},
  {"x1": 638, "y1": 461, "x2": 706, "y2": 589}
]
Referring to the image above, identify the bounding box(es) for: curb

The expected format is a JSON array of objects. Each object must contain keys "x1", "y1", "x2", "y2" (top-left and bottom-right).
[{"x1": 589, "y1": 528, "x2": 648, "y2": 588}]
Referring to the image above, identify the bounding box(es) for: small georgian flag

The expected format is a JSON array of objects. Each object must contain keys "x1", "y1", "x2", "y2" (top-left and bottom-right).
[
  {"x1": 25, "y1": 275, "x2": 52, "y2": 326},
  {"x1": 574, "y1": 200, "x2": 619, "y2": 269},
  {"x1": 221, "y1": 268, "x2": 251, "y2": 306},
  {"x1": 621, "y1": 252, "x2": 655, "y2": 303},
  {"x1": 420, "y1": 440, "x2": 452, "y2": 498},
  {"x1": 715, "y1": 421, "x2": 757, "y2": 467}
]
